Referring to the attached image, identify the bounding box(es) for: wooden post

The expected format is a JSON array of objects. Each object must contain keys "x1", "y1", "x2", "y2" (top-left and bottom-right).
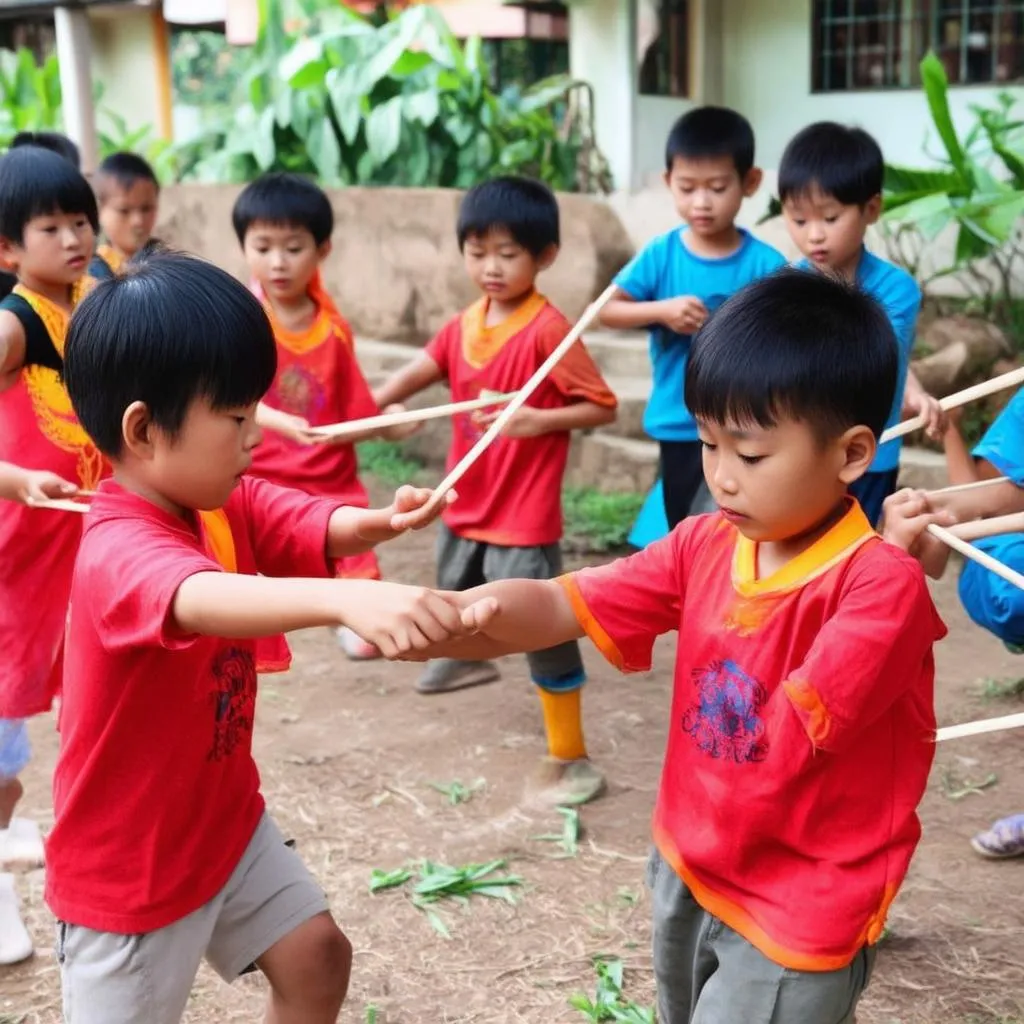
[
  {"x1": 151, "y1": 3, "x2": 174, "y2": 142},
  {"x1": 54, "y1": 6, "x2": 99, "y2": 174}
]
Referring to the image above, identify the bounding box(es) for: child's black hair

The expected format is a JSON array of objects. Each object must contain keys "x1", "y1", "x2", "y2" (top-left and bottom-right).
[
  {"x1": 64, "y1": 251, "x2": 277, "y2": 458},
  {"x1": 685, "y1": 268, "x2": 897, "y2": 442},
  {"x1": 778, "y1": 122, "x2": 884, "y2": 206},
  {"x1": 0, "y1": 147, "x2": 99, "y2": 245},
  {"x1": 10, "y1": 131, "x2": 81, "y2": 169},
  {"x1": 664, "y1": 106, "x2": 755, "y2": 176},
  {"x1": 456, "y1": 176, "x2": 559, "y2": 256},
  {"x1": 96, "y1": 151, "x2": 160, "y2": 198},
  {"x1": 231, "y1": 172, "x2": 333, "y2": 247}
]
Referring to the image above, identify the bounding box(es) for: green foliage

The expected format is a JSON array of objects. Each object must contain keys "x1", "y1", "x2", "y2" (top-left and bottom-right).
[
  {"x1": 563, "y1": 487, "x2": 645, "y2": 553},
  {"x1": 429, "y1": 778, "x2": 485, "y2": 805},
  {"x1": 355, "y1": 440, "x2": 425, "y2": 487},
  {"x1": 883, "y1": 52, "x2": 1024, "y2": 313},
  {"x1": 175, "y1": 1, "x2": 607, "y2": 192},
  {"x1": 532, "y1": 806, "x2": 581, "y2": 858},
  {"x1": 570, "y1": 958, "x2": 656, "y2": 1023}
]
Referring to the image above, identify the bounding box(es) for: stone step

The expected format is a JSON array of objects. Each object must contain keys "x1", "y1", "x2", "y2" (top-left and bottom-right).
[
  {"x1": 896, "y1": 446, "x2": 947, "y2": 492},
  {"x1": 583, "y1": 329, "x2": 652, "y2": 380},
  {"x1": 565, "y1": 434, "x2": 660, "y2": 495}
]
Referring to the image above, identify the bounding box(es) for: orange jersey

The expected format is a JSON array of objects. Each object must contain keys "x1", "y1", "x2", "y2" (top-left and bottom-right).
[{"x1": 425, "y1": 293, "x2": 616, "y2": 547}]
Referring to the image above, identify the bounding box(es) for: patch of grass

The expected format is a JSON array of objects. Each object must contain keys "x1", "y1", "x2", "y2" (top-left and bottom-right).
[
  {"x1": 570, "y1": 957, "x2": 656, "y2": 1023},
  {"x1": 979, "y1": 675, "x2": 1024, "y2": 700},
  {"x1": 369, "y1": 859, "x2": 523, "y2": 938},
  {"x1": 939, "y1": 765, "x2": 999, "y2": 801},
  {"x1": 356, "y1": 440, "x2": 425, "y2": 487},
  {"x1": 429, "y1": 778, "x2": 485, "y2": 805},
  {"x1": 563, "y1": 487, "x2": 645, "y2": 553},
  {"x1": 531, "y1": 807, "x2": 581, "y2": 858}
]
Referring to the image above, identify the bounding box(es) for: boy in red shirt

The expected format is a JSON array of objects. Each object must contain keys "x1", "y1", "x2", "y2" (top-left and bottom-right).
[
  {"x1": 375, "y1": 176, "x2": 618, "y2": 806},
  {"x1": 401, "y1": 269, "x2": 946, "y2": 1022},
  {"x1": 50, "y1": 252, "x2": 467, "y2": 1023},
  {"x1": 236, "y1": 172, "x2": 411, "y2": 661}
]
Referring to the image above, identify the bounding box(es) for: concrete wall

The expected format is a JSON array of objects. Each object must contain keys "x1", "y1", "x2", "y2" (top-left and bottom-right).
[
  {"x1": 155, "y1": 185, "x2": 635, "y2": 343},
  {"x1": 89, "y1": 7, "x2": 160, "y2": 140}
]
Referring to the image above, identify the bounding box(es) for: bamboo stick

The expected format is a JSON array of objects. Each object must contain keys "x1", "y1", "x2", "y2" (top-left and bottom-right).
[
  {"x1": 928, "y1": 476, "x2": 1010, "y2": 497},
  {"x1": 936, "y1": 711, "x2": 1024, "y2": 743},
  {"x1": 26, "y1": 498, "x2": 89, "y2": 513},
  {"x1": 947, "y1": 512, "x2": 1024, "y2": 542},
  {"x1": 926, "y1": 522, "x2": 1024, "y2": 590}
]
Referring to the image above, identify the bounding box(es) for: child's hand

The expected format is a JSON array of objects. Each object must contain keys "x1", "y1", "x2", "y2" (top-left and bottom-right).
[
  {"x1": 381, "y1": 403, "x2": 421, "y2": 441},
  {"x1": 387, "y1": 484, "x2": 456, "y2": 533},
  {"x1": 882, "y1": 488, "x2": 956, "y2": 578},
  {"x1": 461, "y1": 596, "x2": 501, "y2": 633},
  {"x1": 261, "y1": 408, "x2": 320, "y2": 446},
  {"x1": 338, "y1": 581, "x2": 469, "y2": 658},
  {"x1": 476, "y1": 405, "x2": 546, "y2": 439},
  {"x1": 20, "y1": 471, "x2": 80, "y2": 505},
  {"x1": 905, "y1": 391, "x2": 948, "y2": 440},
  {"x1": 659, "y1": 296, "x2": 708, "y2": 334}
]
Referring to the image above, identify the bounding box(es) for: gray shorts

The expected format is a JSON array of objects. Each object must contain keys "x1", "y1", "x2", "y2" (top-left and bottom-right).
[
  {"x1": 56, "y1": 813, "x2": 329, "y2": 1024},
  {"x1": 647, "y1": 849, "x2": 875, "y2": 1024},
  {"x1": 436, "y1": 523, "x2": 584, "y2": 690}
]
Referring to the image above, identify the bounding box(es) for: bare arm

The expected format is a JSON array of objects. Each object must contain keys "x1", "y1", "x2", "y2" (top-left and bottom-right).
[
  {"x1": 374, "y1": 353, "x2": 444, "y2": 408},
  {"x1": 0, "y1": 312, "x2": 26, "y2": 393},
  {"x1": 325, "y1": 485, "x2": 451, "y2": 559},
  {"x1": 477, "y1": 398, "x2": 616, "y2": 439},
  {"x1": 0, "y1": 461, "x2": 79, "y2": 503},
  {"x1": 172, "y1": 572, "x2": 470, "y2": 658},
  {"x1": 600, "y1": 288, "x2": 706, "y2": 335}
]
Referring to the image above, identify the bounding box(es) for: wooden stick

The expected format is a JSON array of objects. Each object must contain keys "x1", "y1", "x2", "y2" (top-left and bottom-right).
[
  {"x1": 928, "y1": 476, "x2": 1009, "y2": 497},
  {"x1": 880, "y1": 365, "x2": 1024, "y2": 444},
  {"x1": 423, "y1": 283, "x2": 618, "y2": 512},
  {"x1": 936, "y1": 711, "x2": 1024, "y2": 743},
  {"x1": 927, "y1": 522, "x2": 1024, "y2": 590},
  {"x1": 947, "y1": 512, "x2": 1024, "y2": 542},
  {"x1": 307, "y1": 393, "x2": 515, "y2": 441},
  {"x1": 26, "y1": 497, "x2": 89, "y2": 513}
]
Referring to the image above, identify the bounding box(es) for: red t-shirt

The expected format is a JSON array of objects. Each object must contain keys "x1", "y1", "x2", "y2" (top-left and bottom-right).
[
  {"x1": 45, "y1": 477, "x2": 341, "y2": 933},
  {"x1": 426, "y1": 293, "x2": 616, "y2": 547},
  {"x1": 560, "y1": 502, "x2": 946, "y2": 971}
]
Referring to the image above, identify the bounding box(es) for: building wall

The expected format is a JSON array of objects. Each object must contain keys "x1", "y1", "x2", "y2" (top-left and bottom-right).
[
  {"x1": 720, "y1": 0, "x2": 1016, "y2": 170},
  {"x1": 635, "y1": 94, "x2": 691, "y2": 188},
  {"x1": 89, "y1": 7, "x2": 160, "y2": 140}
]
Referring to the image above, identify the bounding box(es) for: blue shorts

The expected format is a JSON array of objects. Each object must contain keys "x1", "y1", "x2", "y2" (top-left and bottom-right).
[{"x1": 0, "y1": 719, "x2": 30, "y2": 780}]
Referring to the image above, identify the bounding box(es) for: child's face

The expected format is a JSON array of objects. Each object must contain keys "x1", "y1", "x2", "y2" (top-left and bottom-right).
[
  {"x1": 0, "y1": 210, "x2": 94, "y2": 289},
  {"x1": 782, "y1": 187, "x2": 881, "y2": 277},
  {"x1": 462, "y1": 228, "x2": 553, "y2": 306},
  {"x1": 664, "y1": 156, "x2": 759, "y2": 239},
  {"x1": 243, "y1": 222, "x2": 325, "y2": 304},
  {"x1": 134, "y1": 396, "x2": 262, "y2": 513},
  {"x1": 99, "y1": 179, "x2": 159, "y2": 257},
  {"x1": 697, "y1": 414, "x2": 871, "y2": 545}
]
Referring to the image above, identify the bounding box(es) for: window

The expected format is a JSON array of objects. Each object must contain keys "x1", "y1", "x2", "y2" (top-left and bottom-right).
[
  {"x1": 812, "y1": 0, "x2": 1024, "y2": 91},
  {"x1": 638, "y1": 0, "x2": 690, "y2": 97}
]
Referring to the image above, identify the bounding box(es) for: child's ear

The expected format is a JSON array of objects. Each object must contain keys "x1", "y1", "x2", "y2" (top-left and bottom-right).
[
  {"x1": 121, "y1": 400, "x2": 157, "y2": 460},
  {"x1": 836, "y1": 424, "x2": 877, "y2": 485},
  {"x1": 864, "y1": 194, "x2": 882, "y2": 225},
  {"x1": 0, "y1": 237, "x2": 19, "y2": 271},
  {"x1": 742, "y1": 167, "x2": 764, "y2": 198},
  {"x1": 537, "y1": 243, "x2": 559, "y2": 272},
  {"x1": 317, "y1": 239, "x2": 332, "y2": 263}
]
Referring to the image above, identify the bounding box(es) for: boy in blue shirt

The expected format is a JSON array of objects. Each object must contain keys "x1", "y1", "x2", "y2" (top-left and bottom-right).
[
  {"x1": 779, "y1": 122, "x2": 945, "y2": 526},
  {"x1": 601, "y1": 107, "x2": 786, "y2": 527}
]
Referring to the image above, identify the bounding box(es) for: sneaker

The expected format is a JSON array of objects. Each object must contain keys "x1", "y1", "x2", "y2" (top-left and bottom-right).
[
  {"x1": 971, "y1": 812, "x2": 1024, "y2": 859},
  {"x1": 416, "y1": 659, "x2": 501, "y2": 695},
  {"x1": 0, "y1": 873, "x2": 33, "y2": 965},
  {"x1": 529, "y1": 756, "x2": 607, "y2": 807},
  {"x1": 336, "y1": 626, "x2": 381, "y2": 661},
  {"x1": 0, "y1": 818, "x2": 44, "y2": 871}
]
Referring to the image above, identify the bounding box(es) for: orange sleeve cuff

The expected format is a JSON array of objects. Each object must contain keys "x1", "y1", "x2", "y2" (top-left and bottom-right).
[
  {"x1": 557, "y1": 574, "x2": 627, "y2": 671},
  {"x1": 783, "y1": 678, "x2": 833, "y2": 748}
]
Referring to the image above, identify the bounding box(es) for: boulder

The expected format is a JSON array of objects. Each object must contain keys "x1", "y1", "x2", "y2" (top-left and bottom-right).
[
  {"x1": 912, "y1": 315, "x2": 1011, "y2": 396},
  {"x1": 156, "y1": 185, "x2": 634, "y2": 344}
]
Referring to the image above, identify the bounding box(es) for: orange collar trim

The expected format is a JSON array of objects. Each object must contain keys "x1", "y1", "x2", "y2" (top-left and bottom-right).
[
  {"x1": 13, "y1": 279, "x2": 92, "y2": 355},
  {"x1": 460, "y1": 291, "x2": 547, "y2": 369},
  {"x1": 97, "y1": 244, "x2": 126, "y2": 273},
  {"x1": 731, "y1": 500, "x2": 877, "y2": 598},
  {"x1": 265, "y1": 304, "x2": 334, "y2": 355}
]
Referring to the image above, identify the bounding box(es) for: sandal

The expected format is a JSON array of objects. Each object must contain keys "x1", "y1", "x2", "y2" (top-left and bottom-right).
[{"x1": 970, "y1": 812, "x2": 1024, "y2": 859}]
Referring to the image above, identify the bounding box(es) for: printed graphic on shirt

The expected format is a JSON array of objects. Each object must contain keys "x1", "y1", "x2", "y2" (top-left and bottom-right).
[
  {"x1": 272, "y1": 363, "x2": 327, "y2": 420},
  {"x1": 682, "y1": 659, "x2": 768, "y2": 763},
  {"x1": 207, "y1": 646, "x2": 256, "y2": 761}
]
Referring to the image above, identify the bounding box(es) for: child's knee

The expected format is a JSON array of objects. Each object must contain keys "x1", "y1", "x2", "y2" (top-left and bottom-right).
[{"x1": 272, "y1": 914, "x2": 352, "y2": 1007}]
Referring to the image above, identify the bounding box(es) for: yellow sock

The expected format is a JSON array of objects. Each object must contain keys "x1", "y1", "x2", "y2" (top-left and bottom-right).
[{"x1": 537, "y1": 687, "x2": 587, "y2": 762}]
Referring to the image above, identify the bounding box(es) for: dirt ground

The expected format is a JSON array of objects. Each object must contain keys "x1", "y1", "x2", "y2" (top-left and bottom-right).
[{"x1": 2, "y1": 494, "x2": 1024, "y2": 1024}]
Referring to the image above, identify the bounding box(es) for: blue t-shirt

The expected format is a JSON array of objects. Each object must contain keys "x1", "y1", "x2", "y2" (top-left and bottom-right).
[
  {"x1": 799, "y1": 250, "x2": 921, "y2": 473},
  {"x1": 615, "y1": 228, "x2": 786, "y2": 442},
  {"x1": 973, "y1": 389, "x2": 1024, "y2": 485}
]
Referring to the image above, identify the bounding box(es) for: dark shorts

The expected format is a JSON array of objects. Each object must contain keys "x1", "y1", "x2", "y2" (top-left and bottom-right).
[
  {"x1": 436, "y1": 524, "x2": 584, "y2": 690},
  {"x1": 658, "y1": 441, "x2": 709, "y2": 529},
  {"x1": 849, "y1": 468, "x2": 900, "y2": 528}
]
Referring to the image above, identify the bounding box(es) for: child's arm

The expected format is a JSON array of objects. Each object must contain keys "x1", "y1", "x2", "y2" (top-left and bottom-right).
[
  {"x1": 601, "y1": 288, "x2": 708, "y2": 336},
  {"x1": 374, "y1": 353, "x2": 443, "y2": 409},
  {"x1": 0, "y1": 461, "x2": 79, "y2": 503},
  {"x1": 475, "y1": 398, "x2": 615, "y2": 439},
  {"x1": 325, "y1": 484, "x2": 453, "y2": 558},
  {"x1": 941, "y1": 409, "x2": 980, "y2": 486},
  {"x1": 172, "y1": 574, "x2": 469, "y2": 658},
  {"x1": 882, "y1": 488, "x2": 957, "y2": 578},
  {"x1": 0, "y1": 311, "x2": 26, "y2": 393},
  {"x1": 902, "y1": 368, "x2": 946, "y2": 440},
  {"x1": 256, "y1": 402, "x2": 316, "y2": 445}
]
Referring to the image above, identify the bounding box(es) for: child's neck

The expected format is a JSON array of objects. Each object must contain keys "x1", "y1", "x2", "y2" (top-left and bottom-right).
[
  {"x1": 112, "y1": 466, "x2": 189, "y2": 521},
  {"x1": 821, "y1": 247, "x2": 864, "y2": 284},
  {"x1": 755, "y1": 498, "x2": 850, "y2": 579},
  {"x1": 483, "y1": 289, "x2": 536, "y2": 327},
  {"x1": 266, "y1": 290, "x2": 317, "y2": 334},
  {"x1": 683, "y1": 225, "x2": 743, "y2": 260},
  {"x1": 17, "y1": 272, "x2": 77, "y2": 311}
]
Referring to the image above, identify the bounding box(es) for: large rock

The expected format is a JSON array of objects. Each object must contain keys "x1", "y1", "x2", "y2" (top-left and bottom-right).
[
  {"x1": 912, "y1": 315, "x2": 1010, "y2": 396},
  {"x1": 156, "y1": 184, "x2": 634, "y2": 344}
]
